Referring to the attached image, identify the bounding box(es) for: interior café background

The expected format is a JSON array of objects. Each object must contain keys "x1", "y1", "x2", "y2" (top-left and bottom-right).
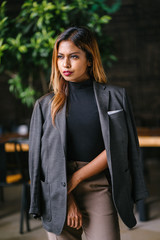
[{"x1": 0, "y1": 0, "x2": 160, "y2": 134}]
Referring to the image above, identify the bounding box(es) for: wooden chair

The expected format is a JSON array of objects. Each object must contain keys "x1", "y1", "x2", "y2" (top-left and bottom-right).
[{"x1": 0, "y1": 140, "x2": 30, "y2": 234}]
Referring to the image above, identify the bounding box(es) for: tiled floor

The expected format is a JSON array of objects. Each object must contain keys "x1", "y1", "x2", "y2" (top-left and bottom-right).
[{"x1": 0, "y1": 158, "x2": 160, "y2": 240}]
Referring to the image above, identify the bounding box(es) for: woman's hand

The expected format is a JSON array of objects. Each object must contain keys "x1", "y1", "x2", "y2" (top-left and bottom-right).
[
  {"x1": 67, "y1": 172, "x2": 81, "y2": 194},
  {"x1": 67, "y1": 193, "x2": 82, "y2": 230}
]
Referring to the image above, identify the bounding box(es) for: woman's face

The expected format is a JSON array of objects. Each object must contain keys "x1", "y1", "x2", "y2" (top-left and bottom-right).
[{"x1": 57, "y1": 40, "x2": 91, "y2": 82}]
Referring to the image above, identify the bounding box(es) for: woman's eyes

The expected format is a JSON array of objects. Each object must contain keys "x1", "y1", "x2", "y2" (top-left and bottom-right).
[
  {"x1": 57, "y1": 55, "x2": 63, "y2": 59},
  {"x1": 57, "y1": 55, "x2": 79, "y2": 59},
  {"x1": 71, "y1": 55, "x2": 79, "y2": 59}
]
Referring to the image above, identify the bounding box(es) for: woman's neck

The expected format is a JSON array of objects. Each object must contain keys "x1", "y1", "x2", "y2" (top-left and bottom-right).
[{"x1": 68, "y1": 78, "x2": 93, "y2": 90}]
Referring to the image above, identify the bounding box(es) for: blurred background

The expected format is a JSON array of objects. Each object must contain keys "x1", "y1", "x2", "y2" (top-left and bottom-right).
[
  {"x1": 0, "y1": 0, "x2": 160, "y2": 240},
  {"x1": 0, "y1": 0, "x2": 160, "y2": 131}
]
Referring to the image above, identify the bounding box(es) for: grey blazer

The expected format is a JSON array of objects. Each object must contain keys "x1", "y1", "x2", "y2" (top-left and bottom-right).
[{"x1": 29, "y1": 80, "x2": 148, "y2": 235}]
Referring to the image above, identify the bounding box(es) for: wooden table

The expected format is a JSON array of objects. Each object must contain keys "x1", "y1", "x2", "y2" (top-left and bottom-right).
[
  {"x1": 138, "y1": 127, "x2": 160, "y2": 147},
  {"x1": 5, "y1": 142, "x2": 29, "y2": 152},
  {"x1": 0, "y1": 133, "x2": 29, "y2": 152},
  {"x1": 139, "y1": 136, "x2": 160, "y2": 147},
  {"x1": 2, "y1": 129, "x2": 160, "y2": 222},
  {"x1": 0, "y1": 133, "x2": 28, "y2": 143}
]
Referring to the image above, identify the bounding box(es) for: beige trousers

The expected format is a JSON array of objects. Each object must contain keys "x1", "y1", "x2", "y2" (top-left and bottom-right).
[{"x1": 46, "y1": 161, "x2": 120, "y2": 240}]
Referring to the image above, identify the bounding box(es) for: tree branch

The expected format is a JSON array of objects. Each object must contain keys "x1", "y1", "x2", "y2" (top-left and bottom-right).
[{"x1": 5, "y1": 70, "x2": 17, "y2": 79}]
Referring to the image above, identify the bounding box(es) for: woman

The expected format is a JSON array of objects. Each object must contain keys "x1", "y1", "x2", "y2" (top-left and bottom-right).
[{"x1": 29, "y1": 27, "x2": 148, "y2": 240}]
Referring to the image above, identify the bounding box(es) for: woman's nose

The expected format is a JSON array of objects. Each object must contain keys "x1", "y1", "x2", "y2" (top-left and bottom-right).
[{"x1": 63, "y1": 58, "x2": 71, "y2": 68}]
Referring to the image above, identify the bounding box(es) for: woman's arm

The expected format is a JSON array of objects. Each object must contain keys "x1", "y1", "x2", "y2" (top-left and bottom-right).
[
  {"x1": 29, "y1": 100, "x2": 43, "y2": 216},
  {"x1": 67, "y1": 149, "x2": 108, "y2": 194}
]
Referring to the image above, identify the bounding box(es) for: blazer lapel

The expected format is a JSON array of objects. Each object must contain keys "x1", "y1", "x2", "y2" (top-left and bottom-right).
[
  {"x1": 93, "y1": 81, "x2": 110, "y2": 151},
  {"x1": 93, "y1": 81, "x2": 112, "y2": 171},
  {"x1": 55, "y1": 99, "x2": 67, "y2": 158}
]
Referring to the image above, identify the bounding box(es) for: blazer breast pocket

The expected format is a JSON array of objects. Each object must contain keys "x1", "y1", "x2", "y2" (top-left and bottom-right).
[
  {"x1": 108, "y1": 108, "x2": 128, "y2": 142},
  {"x1": 107, "y1": 109, "x2": 124, "y2": 118}
]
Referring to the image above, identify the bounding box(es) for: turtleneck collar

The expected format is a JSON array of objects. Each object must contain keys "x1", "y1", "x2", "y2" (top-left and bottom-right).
[{"x1": 68, "y1": 78, "x2": 93, "y2": 90}]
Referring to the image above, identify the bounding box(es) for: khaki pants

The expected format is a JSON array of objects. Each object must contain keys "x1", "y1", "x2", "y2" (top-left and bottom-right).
[{"x1": 46, "y1": 161, "x2": 120, "y2": 240}]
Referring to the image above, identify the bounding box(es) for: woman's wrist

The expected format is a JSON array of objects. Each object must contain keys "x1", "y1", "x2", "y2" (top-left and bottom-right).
[
  {"x1": 73, "y1": 171, "x2": 83, "y2": 185},
  {"x1": 73, "y1": 150, "x2": 108, "y2": 183},
  {"x1": 67, "y1": 193, "x2": 76, "y2": 207}
]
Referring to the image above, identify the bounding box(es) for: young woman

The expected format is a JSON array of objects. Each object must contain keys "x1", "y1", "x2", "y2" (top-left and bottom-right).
[{"x1": 29, "y1": 27, "x2": 148, "y2": 240}]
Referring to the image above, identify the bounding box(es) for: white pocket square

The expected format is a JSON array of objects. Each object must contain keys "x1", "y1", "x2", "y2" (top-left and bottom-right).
[{"x1": 107, "y1": 109, "x2": 123, "y2": 115}]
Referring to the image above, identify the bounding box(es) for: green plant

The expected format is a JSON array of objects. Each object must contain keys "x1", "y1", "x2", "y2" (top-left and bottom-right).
[{"x1": 0, "y1": 0, "x2": 121, "y2": 107}]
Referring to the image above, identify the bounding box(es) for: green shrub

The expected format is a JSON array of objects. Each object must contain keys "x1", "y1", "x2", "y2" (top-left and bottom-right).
[{"x1": 0, "y1": 0, "x2": 121, "y2": 107}]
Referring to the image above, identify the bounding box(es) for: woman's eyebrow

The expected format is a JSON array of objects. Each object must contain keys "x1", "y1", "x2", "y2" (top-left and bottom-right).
[{"x1": 58, "y1": 51, "x2": 80, "y2": 55}]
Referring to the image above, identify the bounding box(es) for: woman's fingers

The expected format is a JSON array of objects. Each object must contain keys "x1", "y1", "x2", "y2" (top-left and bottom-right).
[
  {"x1": 67, "y1": 215, "x2": 78, "y2": 228},
  {"x1": 73, "y1": 215, "x2": 78, "y2": 228},
  {"x1": 67, "y1": 192, "x2": 82, "y2": 229},
  {"x1": 76, "y1": 214, "x2": 82, "y2": 230},
  {"x1": 67, "y1": 215, "x2": 71, "y2": 227},
  {"x1": 67, "y1": 213, "x2": 82, "y2": 229}
]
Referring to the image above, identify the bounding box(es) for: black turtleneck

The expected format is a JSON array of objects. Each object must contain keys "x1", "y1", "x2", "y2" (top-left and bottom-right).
[{"x1": 66, "y1": 78, "x2": 105, "y2": 162}]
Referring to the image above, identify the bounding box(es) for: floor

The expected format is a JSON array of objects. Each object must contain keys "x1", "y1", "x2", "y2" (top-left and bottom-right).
[{"x1": 0, "y1": 158, "x2": 160, "y2": 240}]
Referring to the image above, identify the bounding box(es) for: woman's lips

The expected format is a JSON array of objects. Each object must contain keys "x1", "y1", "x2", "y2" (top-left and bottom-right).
[{"x1": 63, "y1": 71, "x2": 73, "y2": 76}]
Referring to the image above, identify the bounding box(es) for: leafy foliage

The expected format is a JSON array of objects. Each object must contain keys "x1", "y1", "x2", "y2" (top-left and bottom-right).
[{"x1": 0, "y1": 0, "x2": 121, "y2": 107}]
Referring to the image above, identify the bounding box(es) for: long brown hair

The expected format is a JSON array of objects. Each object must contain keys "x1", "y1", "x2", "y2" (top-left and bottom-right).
[{"x1": 49, "y1": 26, "x2": 107, "y2": 126}]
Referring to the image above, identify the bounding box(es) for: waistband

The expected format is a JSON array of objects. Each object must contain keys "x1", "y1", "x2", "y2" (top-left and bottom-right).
[{"x1": 66, "y1": 161, "x2": 88, "y2": 175}]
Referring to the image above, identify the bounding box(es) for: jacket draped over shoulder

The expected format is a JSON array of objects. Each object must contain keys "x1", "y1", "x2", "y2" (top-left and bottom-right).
[{"x1": 29, "y1": 81, "x2": 148, "y2": 235}]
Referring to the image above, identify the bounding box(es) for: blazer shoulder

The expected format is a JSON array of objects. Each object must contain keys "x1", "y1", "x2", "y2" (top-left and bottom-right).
[
  {"x1": 104, "y1": 84, "x2": 127, "y2": 107},
  {"x1": 33, "y1": 92, "x2": 54, "y2": 117},
  {"x1": 106, "y1": 84, "x2": 125, "y2": 94},
  {"x1": 95, "y1": 81, "x2": 126, "y2": 99},
  {"x1": 33, "y1": 92, "x2": 54, "y2": 109},
  {"x1": 37, "y1": 92, "x2": 54, "y2": 105}
]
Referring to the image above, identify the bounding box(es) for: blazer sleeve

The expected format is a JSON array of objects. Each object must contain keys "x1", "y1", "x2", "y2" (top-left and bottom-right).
[
  {"x1": 123, "y1": 88, "x2": 148, "y2": 202},
  {"x1": 28, "y1": 100, "x2": 43, "y2": 215}
]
